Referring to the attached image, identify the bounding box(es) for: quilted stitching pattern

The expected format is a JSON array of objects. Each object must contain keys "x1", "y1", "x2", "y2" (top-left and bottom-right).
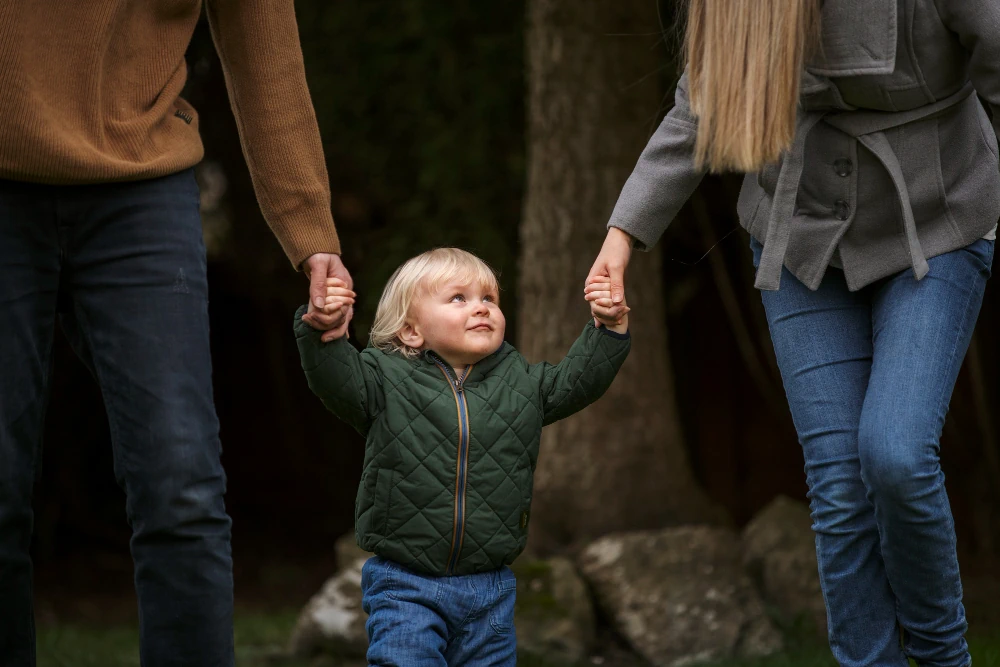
[{"x1": 295, "y1": 307, "x2": 630, "y2": 575}]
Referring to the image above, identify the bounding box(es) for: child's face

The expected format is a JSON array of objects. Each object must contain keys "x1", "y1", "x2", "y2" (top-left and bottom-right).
[{"x1": 401, "y1": 279, "x2": 505, "y2": 368}]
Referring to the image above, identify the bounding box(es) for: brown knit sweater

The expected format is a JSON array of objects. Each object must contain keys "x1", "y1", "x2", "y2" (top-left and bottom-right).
[{"x1": 0, "y1": 0, "x2": 339, "y2": 267}]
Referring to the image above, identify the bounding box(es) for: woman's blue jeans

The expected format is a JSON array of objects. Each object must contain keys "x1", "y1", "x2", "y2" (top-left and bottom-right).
[{"x1": 751, "y1": 236, "x2": 993, "y2": 667}]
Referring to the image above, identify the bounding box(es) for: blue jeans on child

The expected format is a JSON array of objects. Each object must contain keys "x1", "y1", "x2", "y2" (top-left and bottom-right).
[
  {"x1": 0, "y1": 170, "x2": 233, "y2": 667},
  {"x1": 750, "y1": 235, "x2": 993, "y2": 667},
  {"x1": 361, "y1": 556, "x2": 518, "y2": 666}
]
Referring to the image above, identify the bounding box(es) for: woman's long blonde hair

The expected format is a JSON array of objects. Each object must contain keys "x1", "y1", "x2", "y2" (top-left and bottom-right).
[{"x1": 684, "y1": 0, "x2": 821, "y2": 173}]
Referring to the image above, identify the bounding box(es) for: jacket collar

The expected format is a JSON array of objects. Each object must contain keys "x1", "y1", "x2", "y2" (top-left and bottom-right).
[
  {"x1": 420, "y1": 341, "x2": 513, "y2": 379},
  {"x1": 808, "y1": 0, "x2": 897, "y2": 77}
]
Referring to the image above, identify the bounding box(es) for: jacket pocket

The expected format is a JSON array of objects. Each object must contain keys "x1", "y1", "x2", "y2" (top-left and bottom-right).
[
  {"x1": 515, "y1": 461, "x2": 533, "y2": 550},
  {"x1": 355, "y1": 470, "x2": 375, "y2": 542},
  {"x1": 501, "y1": 461, "x2": 533, "y2": 565},
  {"x1": 375, "y1": 467, "x2": 395, "y2": 538},
  {"x1": 756, "y1": 155, "x2": 784, "y2": 195},
  {"x1": 975, "y1": 102, "x2": 999, "y2": 162}
]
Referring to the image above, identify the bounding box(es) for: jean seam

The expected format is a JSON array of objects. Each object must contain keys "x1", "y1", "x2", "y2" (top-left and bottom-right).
[
  {"x1": 31, "y1": 333, "x2": 57, "y2": 485},
  {"x1": 453, "y1": 576, "x2": 479, "y2": 631},
  {"x1": 70, "y1": 301, "x2": 126, "y2": 480},
  {"x1": 489, "y1": 614, "x2": 512, "y2": 635},
  {"x1": 490, "y1": 612, "x2": 511, "y2": 635},
  {"x1": 383, "y1": 559, "x2": 400, "y2": 601},
  {"x1": 879, "y1": 266, "x2": 981, "y2": 662},
  {"x1": 812, "y1": 533, "x2": 838, "y2": 652},
  {"x1": 960, "y1": 239, "x2": 995, "y2": 276},
  {"x1": 489, "y1": 573, "x2": 515, "y2": 635}
]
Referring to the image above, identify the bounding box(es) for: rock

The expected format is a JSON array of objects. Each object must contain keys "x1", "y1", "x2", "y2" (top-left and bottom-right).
[
  {"x1": 742, "y1": 495, "x2": 815, "y2": 557},
  {"x1": 292, "y1": 536, "x2": 600, "y2": 664},
  {"x1": 335, "y1": 532, "x2": 374, "y2": 570},
  {"x1": 742, "y1": 496, "x2": 827, "y2": 636},
  {"x1": 578, "y1": 526, "x2": 782, "y2": 667},
  {"x1": 512, "y1": 557, "x2": 596, "y2": 665},
  {"x1": 288, "y1": 557, "x2": 369, "y2": 658}
]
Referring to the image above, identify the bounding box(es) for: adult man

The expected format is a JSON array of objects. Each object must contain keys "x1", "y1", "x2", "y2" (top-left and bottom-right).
[{"x1": 0, "y1": 2, "x2": 349, "y2": 665}]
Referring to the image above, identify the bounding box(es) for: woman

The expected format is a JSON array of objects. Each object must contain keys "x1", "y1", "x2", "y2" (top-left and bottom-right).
[{"x1": 586, "y1": 1, "x2": 999, "y2": 666}]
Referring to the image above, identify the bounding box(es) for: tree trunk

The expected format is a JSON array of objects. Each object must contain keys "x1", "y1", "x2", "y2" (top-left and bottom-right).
[{"x1": 519, "y1": 0, "x2": 726, "y2": 555}]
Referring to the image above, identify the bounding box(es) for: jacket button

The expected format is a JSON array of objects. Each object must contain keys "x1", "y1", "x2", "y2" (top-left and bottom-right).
[
  {"x1": 834, "y1": 199, "x2": 850, "y2": 220},
  {"x1": 834, "y1": 158, "x2": 853, "y2": 177}
]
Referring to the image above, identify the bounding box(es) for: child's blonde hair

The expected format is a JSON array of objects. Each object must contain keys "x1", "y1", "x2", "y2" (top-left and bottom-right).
[{"x1": 370, "y1": 247, "x2": 500, "y2": 357}]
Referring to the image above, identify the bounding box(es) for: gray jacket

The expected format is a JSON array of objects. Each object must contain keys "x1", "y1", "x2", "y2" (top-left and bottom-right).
[{"x1": 608, "y1": 0, "x2": 1000, "y2": 291}]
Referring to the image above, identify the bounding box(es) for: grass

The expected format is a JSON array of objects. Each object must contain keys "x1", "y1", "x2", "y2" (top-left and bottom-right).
[
  {"x1": 37, "y1": 610, "x2": 304, "y2": 667},
  {"x1": 34, "y1": 610, "x2": 1000, "y2": 667}
]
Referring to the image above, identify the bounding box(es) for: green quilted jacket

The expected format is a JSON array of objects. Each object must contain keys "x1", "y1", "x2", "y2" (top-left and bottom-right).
[{"x1": 294, "y1": 305, "x2": 630, "y2": 576}]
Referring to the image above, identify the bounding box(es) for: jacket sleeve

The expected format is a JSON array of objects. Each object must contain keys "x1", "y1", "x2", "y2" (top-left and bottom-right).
[
  {"x1": 293, "y1": 305, "x2": 383, "y2": 436},
  {"x1": 606, "y1": 70, "x2": 707, "y2": 251},
  {"x1": 529, "y1": 322, "x2": 631, "y2": 426},
  {"x1": 934, "y1": 0, "x2": 1000, "y2": 142},
  {"x1": 205, "y1": 0, "x2": 341, "y2": 268}
]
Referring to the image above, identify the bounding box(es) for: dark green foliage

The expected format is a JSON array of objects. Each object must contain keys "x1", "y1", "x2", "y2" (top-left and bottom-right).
[{"x1": 294, "y1": 0, "x2": 527, "y2": 337}]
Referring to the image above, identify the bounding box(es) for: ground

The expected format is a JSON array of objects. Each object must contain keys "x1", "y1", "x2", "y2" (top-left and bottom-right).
[{"x1": 30, "y1": 553, "x2": 1000, "y2": 667}]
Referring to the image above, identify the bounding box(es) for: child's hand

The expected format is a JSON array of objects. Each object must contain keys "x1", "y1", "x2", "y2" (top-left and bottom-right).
[
  {"x1": 584, "y1": 276, "x2": 629, "y2": 334},
  {"x1": 308, "y1": 278, "x2": 356, "y2": 341}
]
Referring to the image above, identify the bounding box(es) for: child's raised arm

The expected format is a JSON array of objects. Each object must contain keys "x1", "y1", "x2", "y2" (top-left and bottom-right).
[
  {"x1": 294, "y1": 304, "x2": 384, "y2": 436},
  {"x1": 530, "y1": 321, "x2": 630, "y2": 426}
]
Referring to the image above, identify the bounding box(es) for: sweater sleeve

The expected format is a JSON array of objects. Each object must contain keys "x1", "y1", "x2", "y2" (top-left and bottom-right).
[
  {"x1": 529, "y1": 322, "x2": 631, "y2": 426},
  {"x1": 607, "y1": 70, "x2": 707, "y2": 251},
  {"x1": 294, "y1": 305, "x2": 383, "y2": 436},
  {"x1": 934, "y1": 0, "x2": 1000, "y2": 143},
  {"x1": 205, "y1": 0, "x2": 341, "y2": 268}
]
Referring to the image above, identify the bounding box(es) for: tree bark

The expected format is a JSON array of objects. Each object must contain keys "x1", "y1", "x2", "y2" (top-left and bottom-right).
[{"x1": 520, "y1": 0, "x2": 726, "y2": 555}]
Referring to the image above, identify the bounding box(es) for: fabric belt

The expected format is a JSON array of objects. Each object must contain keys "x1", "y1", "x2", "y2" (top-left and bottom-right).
[{"x1": 754, "y1": 82, "x2": 976, "y2": 290}]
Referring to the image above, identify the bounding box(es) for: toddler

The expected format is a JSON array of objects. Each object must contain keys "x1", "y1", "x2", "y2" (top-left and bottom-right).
[{"x1": 294, "y1": 247, "x2": 629, "y2": 665}]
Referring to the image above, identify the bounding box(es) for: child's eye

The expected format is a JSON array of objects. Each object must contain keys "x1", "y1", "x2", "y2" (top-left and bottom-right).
[
  {"x1": 451, "y1": 294, "x2": 465, "y2": 302},
  {"x1": 483, "y1": 295, "x2": 496, "y2": 303}
]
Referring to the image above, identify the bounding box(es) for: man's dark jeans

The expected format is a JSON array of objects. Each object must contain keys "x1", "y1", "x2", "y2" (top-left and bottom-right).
[{"x1": 0, "y1": 170, "x2": 234, "y2": 666}]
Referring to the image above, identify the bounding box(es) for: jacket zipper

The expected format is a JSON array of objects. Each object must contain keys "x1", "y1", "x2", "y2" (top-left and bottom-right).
[{"x1": 430, "y1": 355, "x2": 473, "y2": 575}]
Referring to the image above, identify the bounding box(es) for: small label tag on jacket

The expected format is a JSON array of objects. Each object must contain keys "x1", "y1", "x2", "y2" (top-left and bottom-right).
[{"x1": 520, "y1": 511, "x2": 529, "y2": 531}]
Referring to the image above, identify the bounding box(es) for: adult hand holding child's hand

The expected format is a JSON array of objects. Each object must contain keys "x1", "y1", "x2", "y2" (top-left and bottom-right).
[
  {"x1": 302, "y1": 277, "x2": 356, "y2": 342},
  {"x1": 586, "y1": 227, "x2": 632, "y2": 318},
  {"x1": 302, "y1": 253, "x2": 355, "y2": 342},
  {"x1": 585, "y1": 276, "x2": 630, "y2": 332},
  {"x1": 585, "y1": 227, "x2": 633, "y2": 331}
]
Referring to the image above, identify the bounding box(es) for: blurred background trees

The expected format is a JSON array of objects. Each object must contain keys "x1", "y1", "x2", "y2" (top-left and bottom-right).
[{"x1": 35, "y1": 0, "x2": 1000, "y2": 608}]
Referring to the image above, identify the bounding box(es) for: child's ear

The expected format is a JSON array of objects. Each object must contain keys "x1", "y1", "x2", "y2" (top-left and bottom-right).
[{"x1": 397, "y1": 321, "x2": 423, "y2": 350}]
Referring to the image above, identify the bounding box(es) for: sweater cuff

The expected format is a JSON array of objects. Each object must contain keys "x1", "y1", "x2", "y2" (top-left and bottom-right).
[{"x1": 274, "y1": 210, "x2": 342, "y2": 270}]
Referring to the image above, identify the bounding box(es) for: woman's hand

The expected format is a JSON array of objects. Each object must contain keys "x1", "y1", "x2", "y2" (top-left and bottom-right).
[
  {"x1": 585, "y1": 227, "x2": 634, "y2": 322},
  {"x1": 585, "y1": 277, "x2": 630, "y2": 332}
]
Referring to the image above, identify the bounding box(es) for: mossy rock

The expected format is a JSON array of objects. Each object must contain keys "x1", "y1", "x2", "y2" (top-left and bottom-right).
[{"x1": 511, "y1": 557, "x2": 596, "y2": 665}]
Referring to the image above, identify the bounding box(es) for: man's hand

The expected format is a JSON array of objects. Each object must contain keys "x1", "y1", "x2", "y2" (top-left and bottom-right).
[
  {"x1": 302, "y1": 253, "x2": 354, "y2": 342},
  {"x1": 585, "y1": 227, "x2": 633, "y2": 322},
  {"x1": 315, "y1": 279, "x2": 356, "y2": 342}
]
